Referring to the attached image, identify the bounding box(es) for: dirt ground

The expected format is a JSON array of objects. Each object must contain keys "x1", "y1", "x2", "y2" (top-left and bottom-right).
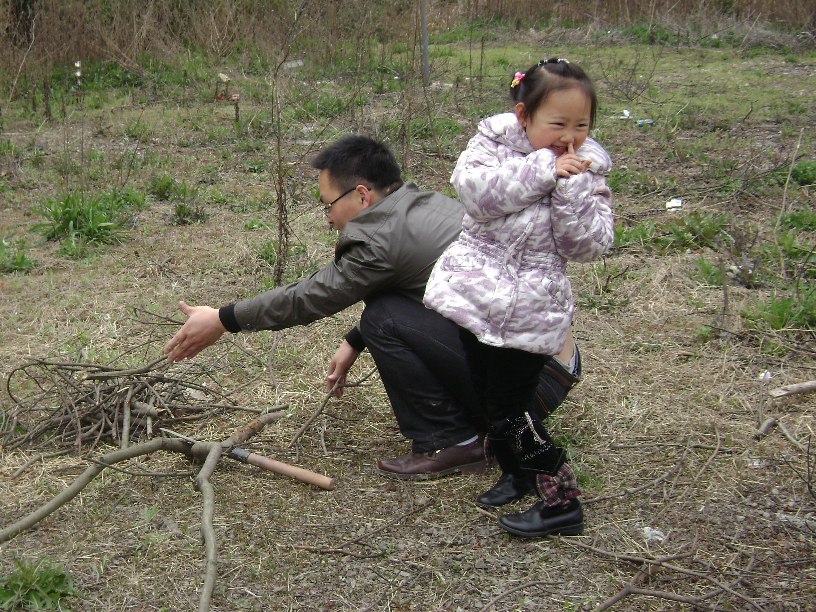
[{"x1": 1, "y1": 39, "x2": 815, "y2": 610}]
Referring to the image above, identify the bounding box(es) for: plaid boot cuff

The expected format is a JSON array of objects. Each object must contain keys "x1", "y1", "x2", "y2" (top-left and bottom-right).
[{"x1": 535, "y1": 462, "x2": 582, "y2": 508}]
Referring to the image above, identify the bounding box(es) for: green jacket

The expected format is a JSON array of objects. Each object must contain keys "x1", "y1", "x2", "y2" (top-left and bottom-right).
[{"x1": 219, "y1": 183, "x2": 463, "y2": 348}]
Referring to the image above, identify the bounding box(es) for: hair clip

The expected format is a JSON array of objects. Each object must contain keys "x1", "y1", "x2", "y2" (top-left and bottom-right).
[
  {"x1": 510, "y1": 71, "x2": 525, "y2": 88},
  {"x1": 539, "y1": 57, "x2": 570, "y2": 66}
]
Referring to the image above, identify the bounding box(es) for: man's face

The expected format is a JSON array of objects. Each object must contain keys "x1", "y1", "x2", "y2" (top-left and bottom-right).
[{"x1": 318, "y1": 170, "x2": 365, "y2": 231}]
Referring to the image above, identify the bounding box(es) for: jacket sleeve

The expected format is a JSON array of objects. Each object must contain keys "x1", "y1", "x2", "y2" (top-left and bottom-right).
[
  {"x1": 549, "y1": 144, "x2": 614, "y2": 262},
  {"x1": 231, "y1": 240, "x2": 393, "y2": 332},
  {"x1": 451, "y1": 134, "x2": 558, "y2": 222}
]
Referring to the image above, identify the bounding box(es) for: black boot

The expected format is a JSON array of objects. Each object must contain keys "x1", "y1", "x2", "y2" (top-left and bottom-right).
[
  {"x1": 475, "y1": 437, "x2": 534, "y2": 508},
  {"x1": 496, "y1": 412, "x2": 583, "y2": 537},
  {"x1": 499, "y1": 498, "x2": 583, "y2": 537}
]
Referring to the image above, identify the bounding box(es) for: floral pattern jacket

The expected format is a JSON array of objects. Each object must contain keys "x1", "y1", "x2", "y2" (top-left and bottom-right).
[{"x1": 424, "y1": 112, "x2": 614, "y2": 354}]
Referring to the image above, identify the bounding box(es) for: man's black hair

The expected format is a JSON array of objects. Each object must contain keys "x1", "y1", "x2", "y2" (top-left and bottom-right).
[{"x1": 311, "y1": 135, "x2": 402, "y2": 193}]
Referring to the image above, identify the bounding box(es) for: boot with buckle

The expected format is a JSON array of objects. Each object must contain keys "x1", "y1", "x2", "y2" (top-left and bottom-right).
[{"x1": 495, "y1": 412, "x2": 584, "y2": 537}]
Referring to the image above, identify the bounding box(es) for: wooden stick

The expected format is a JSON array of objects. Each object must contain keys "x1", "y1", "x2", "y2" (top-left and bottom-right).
[
  {"x1": 0, "y1": 438, "x2": 191, "y2": 544},
  {"x1": 768, "y1": 380, "x2": 816, "y2": 398}
]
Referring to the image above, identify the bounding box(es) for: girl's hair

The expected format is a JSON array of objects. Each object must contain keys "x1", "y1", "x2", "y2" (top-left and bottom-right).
[{"x1": 510, "y1": 59, "x2": 597, "y2": 128}]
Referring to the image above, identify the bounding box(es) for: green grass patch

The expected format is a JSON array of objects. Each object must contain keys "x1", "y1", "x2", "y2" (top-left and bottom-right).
[
  {"x1": 780, "y1": 208, "x2": 816, "y2": 231},
  {"x1": 172, "y1": 200, "x2": 208, "y2": 225},
  {"x1": 36, "y1": 188, "x2": 146, "y2": 252},
  {"x1": 148, "y1": 173, "x2": 179, "y2": 200},
  {"x1": 744, "y1": 288, "x2": 816, "y2": 333},
  {"x1": 791, "y1": 159, "x2": 816, "y2": 186},
  {"x1": 0, "y1": 238, "x2": 35, "y2": 273},
  {"x1": 691, "y1": 254, "x2": 725, "y2": 287},
  {"x1": 36, "y1": 189, "x2": 144, "y2": 256},
  {"x1": 0, "y1": 558, "x2": 79, "y2": 610},
  {"x1": 614, "y1": 212, "x2": 729, "y2": 253}
]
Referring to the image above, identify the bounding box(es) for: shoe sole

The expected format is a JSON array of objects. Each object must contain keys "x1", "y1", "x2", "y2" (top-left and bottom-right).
[
  {"x1": 376, "y1": 459, "x2": 487, "y2": 481},
  {"x1": 500, "y1": 522, "x2": 584, "y2": 537},
  {"x1": 475, "y1": 492, "x2": 535, "y2": 509}
]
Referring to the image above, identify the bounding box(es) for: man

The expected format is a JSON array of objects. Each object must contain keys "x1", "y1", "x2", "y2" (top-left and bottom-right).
[{"x1": 164, "y1": 135, "x2": 579, "y2": 479}]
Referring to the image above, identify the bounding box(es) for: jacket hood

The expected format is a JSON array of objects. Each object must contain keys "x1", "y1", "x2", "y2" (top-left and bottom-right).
[
  {"x1": 478, "y1": 113, "x2": 533, "y2": 155},
  {"x1": 477, "y1": 112, "x2": 612, "y2": 175}
]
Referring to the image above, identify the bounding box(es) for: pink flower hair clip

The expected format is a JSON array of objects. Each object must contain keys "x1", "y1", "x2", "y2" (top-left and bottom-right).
[{"x1": 510, "y1": 71, "x2": 525, "y2": 88}]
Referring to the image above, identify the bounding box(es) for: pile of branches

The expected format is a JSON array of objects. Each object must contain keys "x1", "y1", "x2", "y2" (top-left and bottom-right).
[{"x1": 1, "y1": 356, "x2": 255, "y2": 452}]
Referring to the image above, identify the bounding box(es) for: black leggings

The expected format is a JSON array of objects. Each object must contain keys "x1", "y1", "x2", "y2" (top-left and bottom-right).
[{"x1": 458, "y1": 328, "x2": 548, "y2": 430}]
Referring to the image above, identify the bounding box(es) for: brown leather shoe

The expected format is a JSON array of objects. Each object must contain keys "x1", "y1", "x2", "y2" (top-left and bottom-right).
[{"x1": 376, "y1": 439, "x2": 487, "y2": 480}]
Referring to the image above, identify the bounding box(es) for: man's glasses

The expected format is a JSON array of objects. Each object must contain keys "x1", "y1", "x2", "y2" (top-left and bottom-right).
[{"x1": 322, "y1": 187, "x2": 356, "y2": 215}]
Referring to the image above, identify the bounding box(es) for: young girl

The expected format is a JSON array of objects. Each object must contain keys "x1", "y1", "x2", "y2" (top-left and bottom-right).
[{"x1": 424, "y1": 59, "x2": 613, "y2": 537}]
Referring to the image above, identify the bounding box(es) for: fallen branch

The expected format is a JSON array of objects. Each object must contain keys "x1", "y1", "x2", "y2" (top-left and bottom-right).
[
  {"x1": 583, "y1": 449, "x2": 688, "y2": 506},
  {"x1": 195, "y1": 443, "x2": 223, "y2": 612},
  {"x1": 0, "y1": 437, "x2": 191, "y2": 544},
  {"x1": 289, "y1": 367, "x2": 377, "y2": 449},
  {"x1": 559, "y1": 539, "x2": 764, "y2": 612},
  {"x1": 755, "y1": 417, "x2": 808, "y2": 453},
  {"x1": 768, "y1": 380, "x2": 816, "y2": 399},
  {"x1": 478, "y1": 580, "x2": 567, "y2": 612},
  {"x1": 294, "y1": 498, "x2": 434, "y2": 556},
  {"x1": 596, "y1": 584, "x2": 724, "y2": 611},
  {"x1": 1, "y1": 412, "x2": 326, "y2": 612},
  {"x1": 81, "y1": 357, "x2": 169, "y2": 380}
]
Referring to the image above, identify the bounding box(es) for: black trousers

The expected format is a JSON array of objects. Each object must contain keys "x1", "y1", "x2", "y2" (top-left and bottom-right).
[
  {"x1": 459, "y1": 328, "x2": 548, "y2": 429},
  {"x1": 360, "y1": 293, "x2": 576, "y2": 452},
  {"x1": 360, "y1": 294, "x2": 482, "y2": 452}
]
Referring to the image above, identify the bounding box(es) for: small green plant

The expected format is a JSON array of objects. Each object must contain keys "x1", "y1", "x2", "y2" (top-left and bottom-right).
[
  {"x1": 0, "y1": 238, "x2": 35, "y2": 273},
  {"x1": 613, "y1": 220, "x2": 657, "y2": 250},
  {"x1": 407, "y1": 116, "x2": 463, "y2": 140},
  {"x1": 256, "y1": 239, "x2": 278, "y2": 267},
  {"x1": 0, "y1": 558, "x2": 78, "y2": 610},
  {"x1": 657, "y1": 211, "x2": 728, "y2": 252},
  {"x1": 244, "y1": 218, "x2": 271, "y2": 230},
  {"x1": 172, "y1": 201, "x2": 208, "y2": 225},
  {"x1": 36, "y1": 189, "x2": 145, "y2": 253},
  {"x1": 124, "y1": 120, "x2": 151, "y2": 143},
  {"x1": 745, "y1": 288, "x2": 816, "y2": 332},
  {"x1": 780, "y1": 208, "x2": 816, "y2": 231},
  {"x1": 624, "y1": 23, "x2": 680, "y2": 45},
  {"x1": 148, "y1": 173, "x2": 178, "y2": 200},
  {"x1": 791, "y1": 159, "x2": 816, "y2": 186},
  {"x1": 691, "y1": 255, "x2": 724, "y2": 286},
  {"x1": 37, "y1": 192, "x2": 122, "y2": 245},
  {"x1": 606, "y1": 167, "x2": 655, "y2": 195},
  {"x1": 614, "y1": 213, "x2": 728, "y2": 254}
]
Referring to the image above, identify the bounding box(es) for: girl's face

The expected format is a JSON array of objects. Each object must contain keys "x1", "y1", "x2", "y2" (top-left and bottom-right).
[{"x1": 515, "y1": 86, "x2": 591, "y2": 155}]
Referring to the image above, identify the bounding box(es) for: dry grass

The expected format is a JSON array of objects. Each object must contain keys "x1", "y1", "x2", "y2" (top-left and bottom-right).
[{"x1": 1, "y1": 27, "x2": 815, "y2": 612}]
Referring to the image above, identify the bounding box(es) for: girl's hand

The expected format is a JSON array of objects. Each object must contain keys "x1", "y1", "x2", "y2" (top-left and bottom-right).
[{"x1": 555, "y1": 143, "x2": 592, "y2": 178}]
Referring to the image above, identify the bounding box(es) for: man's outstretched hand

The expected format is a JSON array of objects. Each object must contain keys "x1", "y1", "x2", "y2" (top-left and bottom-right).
[{"x1": 164, "y1": 301, "x2": 226, "y2": 362}]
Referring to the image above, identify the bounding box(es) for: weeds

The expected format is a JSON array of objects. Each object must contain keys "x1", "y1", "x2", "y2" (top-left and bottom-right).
[
  {"x1": 0, "y1": 558, "x2": 78, "y2": 610},
  {"x1": 691, "y1": 255, "x2": 725, "y2": 287},
  {"x1": 614, "y1": 212, "x2": 729, "y2": 253},
  {"x1": 0, "y1": 239, "x2": 35, "y2": 273},
  {"x1": 780, "y1": 208, "x2": 816, "y2": 231},
  {"x1": 172, "y1": 201, "x2": 208, "y2": 225},
  {"x1": 745, "y1": 289, "x2": 816, "y2": 333},
  {"x1": 148, "y1": 173, "x2": 178, "y2": 200},
  {"x1": 35, "y1": 189, "x2": 145, "y2": 253},
  {"x1": 791, "y1": 159, "x2": 816, "y2": 186}
]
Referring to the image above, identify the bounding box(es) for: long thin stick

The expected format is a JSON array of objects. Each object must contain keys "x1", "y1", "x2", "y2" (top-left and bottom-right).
[
  {"x1": 0, "y1": 438, "x2": 190, "y2": 544},
  {"x1": 195, "y1": 443, "x2": 223, "y2": 612}
]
